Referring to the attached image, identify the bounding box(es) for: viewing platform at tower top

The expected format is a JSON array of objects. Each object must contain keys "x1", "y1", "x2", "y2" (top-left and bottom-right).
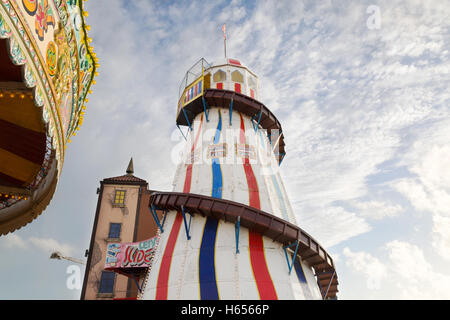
[{"x1": 176, "y1": 57, "x2": 286, "y2": 165}]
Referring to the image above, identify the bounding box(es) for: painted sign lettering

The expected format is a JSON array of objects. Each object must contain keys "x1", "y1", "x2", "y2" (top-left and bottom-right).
[{"x1": 105, "y1": 236, "x2": 158, "y2": 270}]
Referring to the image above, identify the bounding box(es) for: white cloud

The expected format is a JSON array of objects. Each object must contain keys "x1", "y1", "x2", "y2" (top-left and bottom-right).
[
  {"x1": 1, "y1": 234, "x2": 77, "y2": 258},
  {"x1": 393, "y1": 120, "x2": 450, "y2": 261},
  {"x1": 351, "y1": 200, "x2": 404, "y2": 220},
  {"x1": 1, "y1": 234, "x2": 27, "y2": 249},
  {"x1": 385, "y1": 240, "x2": 450, "y2": 299},
  {"x1": 386, "y1": 240, "x2": 431, "y2": 282},
  {"x1": 29, "y1": 237, "x2": 77, "y2": 257},
  {"x1": 343, "y1": 247, "x2": 387, "y2": 290},
  {"x1": 297, "y1": 206, "x2": 371, "y2": 248},
  {"x1": 431, "y1": 215, "x2": 450, "y2": 261},
  {"x1": 343, "y1": 241, "x2": 450, "y2": 299},
  {"x1": 394, "y1": 179, "x2": 434, "y2": 213}
]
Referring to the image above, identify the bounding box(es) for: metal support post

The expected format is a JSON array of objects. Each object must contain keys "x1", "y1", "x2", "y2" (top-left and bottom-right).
[
  {"x1": 177, "y1": 124, "x2": 187, "y2": 141},
  {"x1": 283, "y1": 240, "x2": 300, "y2": 275},
  {"x1": 182, "y1": 108, "x2": 192, "y2": 131},
  {"x1": 229, "y1": 99, "x2": 234, "y2": 126},
  {"x1": 235, "y1": 216, "x2": 240, "y2": 254},
  {"x1": 150, "y1": 205, "x2": 165, "y2": 233},
  {"x1": 181, "y1": 205, "x2": 192, "y2": 240},
  {"x1": 323, "y1": 270, "x2": 336, "y2": 299},
  {"x1": 279, "y1": 152, "x2": 286, "y2": 165},
  {"x1": 202, "y1": 97, "x2": 209, "y2": 122},
  {"x1": 316, "y1": 275, "x2": 326, "y2": 300},
  {"x1": 271, "y1": 132, "x2": 283, "y2": 153},
  {"x1": 132, "y1": 274, "x2": 143, "y2": 293},
  {"x1": 251, "y1": 111, "x2": 262, "y2": 133},
  {"x1": 161, "y1": 210, "x2": 167, "y2": 229}
]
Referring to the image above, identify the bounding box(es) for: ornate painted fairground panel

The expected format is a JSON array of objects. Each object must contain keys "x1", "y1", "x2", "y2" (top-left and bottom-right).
[{"x1": 0, "y1": 0, "x2": 97, "y2": 235}]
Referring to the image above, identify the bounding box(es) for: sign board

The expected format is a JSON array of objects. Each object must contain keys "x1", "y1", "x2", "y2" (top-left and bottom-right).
[{"x1": 105, "y1": 236, "x2": 158, "y2": 270}]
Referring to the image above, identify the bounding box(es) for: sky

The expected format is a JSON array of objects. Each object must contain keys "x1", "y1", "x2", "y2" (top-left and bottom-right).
[{"x1": 1, "y1": 0, "x2": 449, "y2": 300}]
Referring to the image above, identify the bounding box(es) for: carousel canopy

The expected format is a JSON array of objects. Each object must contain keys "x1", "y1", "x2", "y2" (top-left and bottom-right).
[{"x1": 0, "y1": 0, "x2": 97, "y2": 235}]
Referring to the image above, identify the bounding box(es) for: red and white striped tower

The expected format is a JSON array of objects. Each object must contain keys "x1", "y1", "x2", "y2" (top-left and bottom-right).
[{"x1": 142, "y1": 57, "x2": 338, "y2": 300}]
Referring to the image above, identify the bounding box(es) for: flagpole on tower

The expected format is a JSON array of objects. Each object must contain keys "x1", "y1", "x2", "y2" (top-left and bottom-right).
[{"x1": 222, "y1": 23, "x2": 227, "y2": 58}]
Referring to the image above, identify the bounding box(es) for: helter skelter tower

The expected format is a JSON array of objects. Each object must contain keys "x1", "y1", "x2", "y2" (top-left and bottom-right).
[{"x1": 141, "y1": 56, "x2": 339, "y2": 300}]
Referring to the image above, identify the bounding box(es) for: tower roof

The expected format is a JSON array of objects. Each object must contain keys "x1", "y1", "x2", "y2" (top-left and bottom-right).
[
  {"x1": 102, "y1": 158, "x2": 147, "y2": 186},
  {"x1": 210, "y1": 57, "x2": 244, "y2": 67},
  {"x1": 208, "y1": 58, "x2": 255, "y2": 74},
  {"x1": 126, "y1": 158, "x2": 134, "y2": 175}
]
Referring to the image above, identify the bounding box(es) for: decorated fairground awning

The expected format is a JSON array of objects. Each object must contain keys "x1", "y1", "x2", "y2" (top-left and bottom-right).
[
  {"x1": 0, "y1": 0, "x2": 98, "y2": 235},
  {"x1": 105, "y1": 236, "x2": 158, "y2": 279}
]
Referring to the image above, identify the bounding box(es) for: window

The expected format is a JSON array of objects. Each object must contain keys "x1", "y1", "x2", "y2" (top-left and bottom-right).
[
  {"x1": 248, "y1": 76, "x2": 256, "y2": 87},
  {"x1": 98, "y1": 271, "x2": 115, "y2": 294},
  {"x1": 213, "y1": 70, "x2": 226, "y2": 82},
  {"x1": 248, "y1": 76, "x2": 256, "y2": 98},
  {"x1": 113, "y1": 190, "x2": 126, "y2": 206},
  {"x1": 108, "y1": 223, "x2": 121, "y2": 239},
  {"x1": 231, "y1": 70, "x2": 243, "y2": 83}
]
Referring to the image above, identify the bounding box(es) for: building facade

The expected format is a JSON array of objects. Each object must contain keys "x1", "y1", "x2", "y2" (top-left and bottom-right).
[{"x1": 80, "y1": 159, "x2": 160, "y2": 300}]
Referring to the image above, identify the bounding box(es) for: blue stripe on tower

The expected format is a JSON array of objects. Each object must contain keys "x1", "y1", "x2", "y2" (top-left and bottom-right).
[
  {"x1": 199, "y1": 109, "x2": 222, "y2": 300},
  {"x1": 293, "y1": 255, "x2": 313, "y2": 299},
  {"x1": 211, "y1": 159, "x2": 222, "y2": 198},
  {"x1": 198, "y1": 218, "x2": 219, "y2": 299},
  {"x1": 257, "y1": 130, "x2": 289, "y2": 221},
  {"x1": 213, "y1": 110, "x2": 222, "y2": 144}
]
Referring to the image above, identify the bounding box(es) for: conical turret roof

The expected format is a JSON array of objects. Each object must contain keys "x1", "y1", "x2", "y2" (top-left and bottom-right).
[{"x1": 102, "y1": 157, "x2": 147, "y2": 186}]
